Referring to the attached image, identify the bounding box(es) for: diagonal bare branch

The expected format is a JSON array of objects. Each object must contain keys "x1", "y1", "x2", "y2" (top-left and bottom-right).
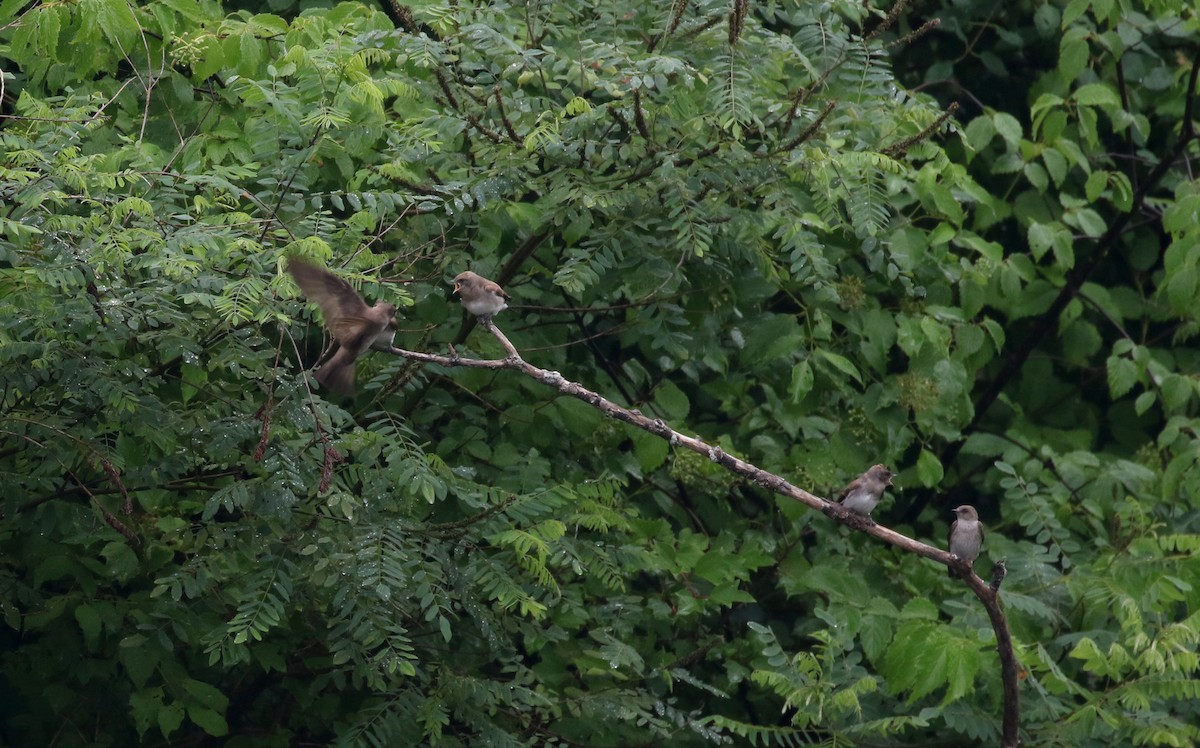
[{"x1": 386, "y1": 322, "x2": 1020, "y2": 747}]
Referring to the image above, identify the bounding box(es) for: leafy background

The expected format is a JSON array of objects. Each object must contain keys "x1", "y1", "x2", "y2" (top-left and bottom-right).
[{"x1": 2, "y1": 0, "x2": 1199, "y2": 745}]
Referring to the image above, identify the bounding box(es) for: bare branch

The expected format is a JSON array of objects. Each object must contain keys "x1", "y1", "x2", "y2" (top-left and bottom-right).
[
  {"x1": 385, "y1": 322, "x2": 1021, "y2": 746},
  {"x1": 394, "y1": 326, "x2": 957, "y2": 563}
]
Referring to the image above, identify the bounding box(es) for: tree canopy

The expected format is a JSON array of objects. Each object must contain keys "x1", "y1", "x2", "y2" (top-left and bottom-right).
[{"x1": 2, "y1": 0, "x2": 1199, "y2": 746}]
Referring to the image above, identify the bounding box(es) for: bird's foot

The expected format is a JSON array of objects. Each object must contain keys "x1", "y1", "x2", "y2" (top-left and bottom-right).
[
  {"x1": 837, "y1": 509, "x2": 875, "y2": 529},
  {"x1": 823, "y1": 502, "x2": 874, "y2": 528}
]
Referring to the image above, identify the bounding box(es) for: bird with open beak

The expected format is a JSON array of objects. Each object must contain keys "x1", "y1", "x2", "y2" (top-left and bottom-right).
[
  {"x1": 452, "y1": 271, "x2": 510, "y2": 321},
  {"x1": 286, "y1": 256, "x2": 397, "y2": 396},
  {"x1": 837, "y1": 464, "x2": 896, "y2": 520}
]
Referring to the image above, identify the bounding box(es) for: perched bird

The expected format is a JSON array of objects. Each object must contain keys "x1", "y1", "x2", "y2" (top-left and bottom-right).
[
  {"x1": 838, "y1": 464, "x2": 895, "y2": 519},
  {"x1": 948, "y1": 504, "x2": 985, "y2": 579},
  {"x1": 286, "y1": 256, "x2": 397, "y2": 395},
  {"x1": 452, "y1": 271, "x2": 510, "y2": 321}
]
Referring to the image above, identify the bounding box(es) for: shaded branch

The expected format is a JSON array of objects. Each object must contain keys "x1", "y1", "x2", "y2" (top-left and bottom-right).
[
  {"x1": 988, "y1": 54, "x2": 1199, "y2": 404},
  {"x1": 494, "y1": 85, "x2": 523, "y2": 143},
  {"x1": 881, "y1": 101, "x2": 959, "y2": 160},
  {"x1": 971, "y1": 560, "x2": 1018, "y2": 748},
  {"x1": 934, "y1": 50, "x2": 1200, "y2": 515},
  {"x1": 776, "y1": 100, "x2": 837, "y2": 155}
]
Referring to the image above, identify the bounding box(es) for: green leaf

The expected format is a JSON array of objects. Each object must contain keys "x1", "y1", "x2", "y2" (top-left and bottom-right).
[
  {"x1": 0, "y1": 0, "x2": 29, "y2": 22},
  {"x1": 916, "y1": 450, "x2": 944, "y2": 488},
  {"x1": 129, "y1": 688, "x2": 165, "y2": 738},
  {"x1": 653, "y1": 380, "x2": 690, "y2": 420},
  {"x1": 709, "y1": 581, "x2": 755, "y2": 606},
  {"x1": 1042, "y1": 147, "x2": 1068, "y2": 185},
  {"x1": 183, "y1": 679, "x2": 228, "y2": 711},
  {"x1": 1028, "y1": 222, "x2": 1056, "y2": 260},
  {"x1": 157, "y1": 702, "x2": 185, "y2": 739},
  {"x1": 1109, "y1": 170, "x2": 1133, "y2": 211},
  {"x1": 1061, "y1": 0, "x2": 1090, "y2": 26},
  {"x1": 119, "y1": 640, "x2": 159, "y2": 689},
  {"x1": 859, "y1": 613, "x2": 894, "y2": 664},
  {"x1": 631, "y1": 428, "x2": 668, "y2": 473},
  {"x1": 1058, "y1": 31, "x2": 1088, "y2": 82},
  {"x1": 180, "y1": 362, "x2": 206, "y2": 405},
  {"x1": 1164, "y1": 264, "x2": 1197, "y2": 311},
  {"x1": 741, "y1": 315, "x2": 804, "y2": 366},
  {"x1": 928, "y1": 222, "x2": 956, "y2": 246},
  {"x1": 1163, "y1": 194, "x2": 1200, "y2": 234},
  {"x1": 562, "y1": 212, "x2": 592, "y2": 245},
  {"x1": 1106, "y1": 354, "x2": 1138, "y2": 399},
  {"x1": 963, "y1": 116, "x2": 996, "y2": 152},
  {"x1": 1024, "y1": 161, "x2": 1049, "y2": 191},
  {"x1": 1161, "y1": 374, "x2": 1193, "y2": 413},
  {"x1": 1067, "y1": 207, "x2": 1106, "y2": 237},
  {"x1": 882, "y1": 618, "x2": 986, "y2": 704},
  {"x1": 190, "y1": 35, "x2": 225, "y2": 80},
  {"x1": 1074, "y1": 83, "x2": 1120, "y2": 108},
  {"x1": 981, "y1": 319, "x2": 1005, "y2": 352},
  {"x1": 1085, "y1": 170, "x2": 1109, "y2": 202},
  {"x1": 92, "y1": 0, "x2": 138, "y2": 48},
  {"x1": 789, "y1": 360, "x2": 814, "y2": 402},
  {"x1": 815, "y1": 350, "x2": 863, "y2": 385},
  {"x1": 237, "y1": 32, "x2": 267, "y2": 77},
  {"x1": 1134, "y1": 390, "x2": 1156, "y2": 416},
  {"x1": 954, "y1": 323, "x2": 985, "y2": 358},
  {"x1": 993, "y1": 112, "x2": 1023, "y2": 146},
  {"x1": 186, "y1": 706, "x2": 229, "y2": 737},
  {"x1": 75, "y1": 603, "x2": 102, "y2": 647}
]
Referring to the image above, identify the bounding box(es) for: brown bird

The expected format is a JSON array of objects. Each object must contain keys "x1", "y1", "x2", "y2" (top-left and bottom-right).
[
  {"x1": 452, "y1": 271, "x2": 510, "y2": 321},
  {"x1": 286, "y1": 256, "x2": 397, "y2": 395},
  {"x1": 948, "y1": 505, "x2": 984, "y2": 579},
  {"x1": 838, "y1": 464, "x2": 895, "y2": 520}
]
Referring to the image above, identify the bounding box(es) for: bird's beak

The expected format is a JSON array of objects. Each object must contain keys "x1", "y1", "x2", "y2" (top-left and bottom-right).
[{"x1": 452, "y1": 282, "x2": 461, "y2": 294}]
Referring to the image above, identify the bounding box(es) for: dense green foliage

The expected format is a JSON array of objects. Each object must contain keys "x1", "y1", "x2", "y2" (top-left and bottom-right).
[{"x1": 2, "y1": 0, "x2": 1199, "y2": 745}]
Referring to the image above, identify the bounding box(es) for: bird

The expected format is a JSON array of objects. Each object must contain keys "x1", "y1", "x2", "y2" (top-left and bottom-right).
[
  {"x1": 948, "y1": 505, "x2": 985, "y2": 579},
  {"x1": 286, "y1": 256, "x2": 397, "y2": 395},
  {"x1": 452, "y1": 271, "x2": 510, "y2": 321},
  {"x1": 837, "y1": 464, "x2": 895, "y2": 519}
]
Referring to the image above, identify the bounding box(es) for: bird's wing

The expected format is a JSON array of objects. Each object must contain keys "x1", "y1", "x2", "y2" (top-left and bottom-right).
[
  {"x1": 287, "y1": 257, "x2": 371, "y2": 338},
  {"x1": 481, "y1": 277, "x2": 511, "y2": 300},
  {"x1": 328, "y1": 315, "x2": 378, "y2": 350}
]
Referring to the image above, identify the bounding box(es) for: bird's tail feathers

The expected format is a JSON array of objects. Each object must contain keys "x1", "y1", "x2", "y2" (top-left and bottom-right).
[{"x1": 315, "y1": 358, "x2": 355, "y2": 396}]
